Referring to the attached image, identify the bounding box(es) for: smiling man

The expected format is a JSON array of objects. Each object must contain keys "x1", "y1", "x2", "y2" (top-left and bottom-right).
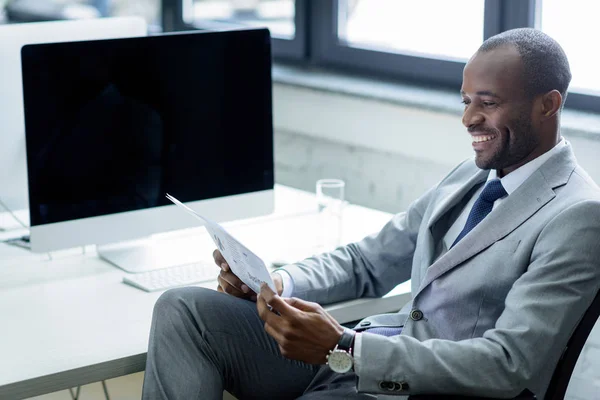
[
  {"x1": 142, "y1": 28, "x2": 600, "y2": 399},
  {"x1": 461, "y1": 38, "x2": 569, "y2": 177}
]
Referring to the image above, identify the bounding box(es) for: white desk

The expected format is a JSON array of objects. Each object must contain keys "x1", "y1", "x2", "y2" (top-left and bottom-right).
[{"x1": 0, "y1": 185, "x2": 411, "y2": 399}]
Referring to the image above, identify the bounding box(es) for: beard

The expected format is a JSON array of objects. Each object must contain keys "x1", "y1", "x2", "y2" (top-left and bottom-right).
[{"x1": 475, "y1": 110, "x2": 539, "y2": 172}]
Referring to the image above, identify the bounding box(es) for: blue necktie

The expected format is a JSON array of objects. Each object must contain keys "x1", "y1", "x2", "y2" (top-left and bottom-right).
[
  {"x1": 451, "y1": 179, "x2": 507, "y2": 247},
  {"x1": 358, "y1": 180, "x2": 507, "y2": 339}
]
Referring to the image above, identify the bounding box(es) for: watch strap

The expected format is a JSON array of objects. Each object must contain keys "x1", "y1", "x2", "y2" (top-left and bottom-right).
[{"x1": 337, "y1": 328, "x2": 356, "y2": 352}]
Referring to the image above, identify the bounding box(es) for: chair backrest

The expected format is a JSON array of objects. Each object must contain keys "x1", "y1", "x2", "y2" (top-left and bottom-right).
[{"x1": 544, "y1": 289, "x2": 600, "y2": 400}]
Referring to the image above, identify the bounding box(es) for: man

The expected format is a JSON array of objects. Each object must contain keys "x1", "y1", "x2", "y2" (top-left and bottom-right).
[{"x1": 142, "y1": 28, "x2": 600, "y2": 399}]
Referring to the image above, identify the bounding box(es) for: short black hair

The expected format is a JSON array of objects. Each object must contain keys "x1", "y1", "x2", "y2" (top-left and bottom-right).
[{"x1": 478, "y1": 28, "x2": 571, "y2": 104}]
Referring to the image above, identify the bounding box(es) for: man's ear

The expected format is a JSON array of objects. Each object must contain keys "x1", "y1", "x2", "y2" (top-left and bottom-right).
[{"x1": 540, "y1": 90, "x2": 563, "y2": 119}]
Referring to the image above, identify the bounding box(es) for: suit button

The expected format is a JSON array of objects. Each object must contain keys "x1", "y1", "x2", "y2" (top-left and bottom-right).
[
  {"x1": 410, "y1": 309, "x2": 423, "y2": 321},
  {"x1": 360, "y1": 321, "x2": 371, "y2": 327},
  {"x1": 394, "y1": 381, "x2": 409, "y2": 391}
]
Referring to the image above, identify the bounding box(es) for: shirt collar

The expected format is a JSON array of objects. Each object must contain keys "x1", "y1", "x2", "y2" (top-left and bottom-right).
[{"x1": 487, "y1": 138, "x2": 566, "y2": 195}]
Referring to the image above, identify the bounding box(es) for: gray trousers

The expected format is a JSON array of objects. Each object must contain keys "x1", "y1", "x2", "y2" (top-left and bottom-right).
[{"x1": 142, "y1": 287, "x2": 377, "y2": 400}]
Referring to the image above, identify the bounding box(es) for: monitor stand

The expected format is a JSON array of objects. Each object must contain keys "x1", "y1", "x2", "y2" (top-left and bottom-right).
[{"x1": 98, "y1": 233, "x2": 215, "y2": 273}]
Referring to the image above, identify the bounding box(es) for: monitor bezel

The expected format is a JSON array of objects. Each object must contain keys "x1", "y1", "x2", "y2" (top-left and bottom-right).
[{"x1": 21, "y1": 28, "x2": 275, "y2": 253}]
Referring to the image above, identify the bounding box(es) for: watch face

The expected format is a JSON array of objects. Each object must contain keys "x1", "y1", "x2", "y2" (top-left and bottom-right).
[{"x1": 327, "y1": 350, "x2": 353, "y2": 373}]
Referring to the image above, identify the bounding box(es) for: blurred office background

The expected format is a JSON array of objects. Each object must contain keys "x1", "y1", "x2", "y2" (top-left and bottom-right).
[{"x1": 1, "y1": 1, "x2": 598, "y2": 399}]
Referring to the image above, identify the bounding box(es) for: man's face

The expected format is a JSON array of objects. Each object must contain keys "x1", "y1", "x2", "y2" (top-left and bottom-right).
[{"x1": 461, "y1": 45, "x2": 541, "y2": 175}]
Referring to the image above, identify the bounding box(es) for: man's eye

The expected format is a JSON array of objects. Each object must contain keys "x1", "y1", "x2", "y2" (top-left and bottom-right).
[
  {"x1": 483, "y1": 101, "x2": 496, "y2": 107},
  {"x1": 461, "y1": 99, "x2": 470, "y2": 106}
]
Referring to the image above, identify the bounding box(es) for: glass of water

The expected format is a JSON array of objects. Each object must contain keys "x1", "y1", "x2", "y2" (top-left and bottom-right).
[{"x1": 316, "y1": 179, "x2": 346, "y2": 252}]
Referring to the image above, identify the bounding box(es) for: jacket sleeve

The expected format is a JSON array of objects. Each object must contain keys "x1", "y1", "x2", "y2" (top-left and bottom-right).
[
  {"x1": 278, "y1": 158, "x2": 472, "y2": 305},
  {"x1": 279, "y1": 183, "x2": 435, "y2": 305},
  {"x1": 353, "y1": 200, "x2": 600, "y2": 397}
]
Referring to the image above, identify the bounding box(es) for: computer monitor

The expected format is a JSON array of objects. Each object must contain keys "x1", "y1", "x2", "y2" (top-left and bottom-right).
[
  {"x1": 21, "y1": 28, "x2": 275, "y2": 272},
  {"x1": 0, "y1": 17, "x2": 147, "y2": 227}
]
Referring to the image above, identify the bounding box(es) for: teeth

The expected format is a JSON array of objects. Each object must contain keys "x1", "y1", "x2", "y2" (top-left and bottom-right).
[{"x1": 473, "y1": 135, "x2": 496, "y2": 143}]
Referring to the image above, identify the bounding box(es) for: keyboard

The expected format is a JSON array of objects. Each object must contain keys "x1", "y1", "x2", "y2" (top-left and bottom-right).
[{"x1": 122, "y1": 262, "x2": 218, "y2": 292}]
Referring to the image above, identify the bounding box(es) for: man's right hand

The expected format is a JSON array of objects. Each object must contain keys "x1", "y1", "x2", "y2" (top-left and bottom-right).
[{"x1": 213, "y1": 249, "x2": 285, "y2": 301}]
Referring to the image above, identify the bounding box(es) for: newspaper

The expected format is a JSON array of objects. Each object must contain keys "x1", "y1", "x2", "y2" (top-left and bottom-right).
[{"x1": 165, "y1": 194, "x2": 275, "y2": 294}]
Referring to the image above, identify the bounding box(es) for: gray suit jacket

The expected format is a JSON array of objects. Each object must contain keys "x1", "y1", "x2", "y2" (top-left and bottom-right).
[{"x1": 281, "y1": 143, "x2": 600, "y2": 398}]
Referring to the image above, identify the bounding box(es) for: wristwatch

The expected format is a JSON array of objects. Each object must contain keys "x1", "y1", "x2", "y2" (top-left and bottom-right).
[{"x1": 326, "y1": 328, "x2": 356, "y2": 373}]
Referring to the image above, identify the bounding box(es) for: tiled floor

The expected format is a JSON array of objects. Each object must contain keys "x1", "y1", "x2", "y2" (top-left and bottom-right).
[
  {"x1": 28, "y1": 373, "x2": 145, "y2": 400},
  {"x1": 27, "y1": 372, "x2": 238, "y2": 400}
]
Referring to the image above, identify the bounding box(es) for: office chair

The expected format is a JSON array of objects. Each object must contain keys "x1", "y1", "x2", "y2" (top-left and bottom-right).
[{"x1": 409, "y1": 289, "x2": 600, "y2": 400}]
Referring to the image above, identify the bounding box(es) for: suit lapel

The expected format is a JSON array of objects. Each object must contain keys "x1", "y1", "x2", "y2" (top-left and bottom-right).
[
  {"x1": 426, "y1": 170, "x2": 488, "y2": 233},
  {"x1": 416, "y1": 144, "x2": 577, "y2": 296},
  {"x1": 419, "y1": 169, "x2": 488, "y2": 269}
]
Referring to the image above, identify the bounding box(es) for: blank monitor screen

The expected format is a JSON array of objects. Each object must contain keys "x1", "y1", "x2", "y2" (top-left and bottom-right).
[
  {"x1": 0, "y1": 17, "x2": 147, "y2": 216},
  {"x1": 22, "y1": 29, "x2": 274, "y2": 228}
]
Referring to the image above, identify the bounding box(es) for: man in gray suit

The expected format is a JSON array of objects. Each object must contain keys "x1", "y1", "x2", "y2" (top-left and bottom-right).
[{"x1": 142, "y1": 28, "x2": 600, "y2": 399}]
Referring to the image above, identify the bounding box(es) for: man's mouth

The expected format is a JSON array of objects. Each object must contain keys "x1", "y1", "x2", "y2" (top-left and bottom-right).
[{"x1": 472, "y1": 134, "x2": 497, "y2": 143}]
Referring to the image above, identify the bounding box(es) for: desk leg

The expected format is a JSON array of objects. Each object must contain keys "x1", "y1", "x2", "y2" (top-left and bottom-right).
[
  {"x1": 68, "y1": 381, "x2": 110, "y2": 399},
  {"x1": 69, "y1": 386, "x2": 80, "y2": 400},
  {"x1": 101, "y1": 380, "x2": 111, "y2": 399}
]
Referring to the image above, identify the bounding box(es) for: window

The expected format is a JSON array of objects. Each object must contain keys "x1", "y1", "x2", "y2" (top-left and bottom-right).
[
  {"x1": 162, "y1": 0, "x2": 305, "y2": 59},
  {"x1": 338, "y1": 0, "x2": 485, "y2": 62},
  {"x1": 307, "y1": 0, "x2": 494, "y2": 88},
  {"x1": 175, "y1": 0, "x2": 600, "y2": 109},
  {"x1": 188, "y1": 0, "x2": 296, "y2": 39},
  {"x1": 13, "y1": 0, "x2": 595, "y2": 111},
  {"x1": 108, "y1": 0, "x2": 162, "y2": 31},
  {"x1": 537, "y1": 0, "x2": 600, "y2": 95},
  {"x1": 1, "y1": 0, "x2": 162, "y2": 31}
]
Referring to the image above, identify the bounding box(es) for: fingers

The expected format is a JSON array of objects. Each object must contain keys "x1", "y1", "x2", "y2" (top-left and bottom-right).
[
  {"x1": 212, "y1": 249, "x2": 226, "y2": 268},
  {"x1": 283, "y1": 297, "x2": 335, "y2": 326},
  {"x1": 271, "y1": 272, "x2": 284, "y2": 296},
  {"x1": 259, "y1": 291, "x2": 342, "y2": 364},
  {"x1": 213, "y1": 249, "x2": 255, "y2": 299},
  {"x1": 218, "y1": 269, "x2": 254, "y2": 298},
  {"x1": 217, "y1": 273, "x2": 244, "y2": 296},
  {"x1": 216, "y1": 282, "x2": 257, "y2": 301},
  {"x1": 259, "y1": 283, "x2": 297, "y2": 317},
  {"x1": 263, "y1": 318, "x2": 286, "y2": 344},
  {"x1": 283, "y1": 297, "x2": 320, "y2": 312},
  {"x1": 257, "y1": 289, "x2": 280, "y2": 324},
  {"x1": 220, "y1": 269, "x2": 248, "y2": 292}
]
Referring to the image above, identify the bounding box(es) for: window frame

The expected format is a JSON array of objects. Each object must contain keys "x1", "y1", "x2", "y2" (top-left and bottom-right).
[
  {"x1": 161, "y1": 0, "x2": 600, "y2": 112},
  {"x1": 308, "y1": 0, "x2": 535, "y2": 89},
  {"x1": 161, "y1": 0, "x2": 308, "y2": 60}
]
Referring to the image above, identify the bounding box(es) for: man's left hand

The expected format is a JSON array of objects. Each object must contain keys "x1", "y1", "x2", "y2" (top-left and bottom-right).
[{"x1": 257, "y1": 283, "x2": 344, "y2": 364}]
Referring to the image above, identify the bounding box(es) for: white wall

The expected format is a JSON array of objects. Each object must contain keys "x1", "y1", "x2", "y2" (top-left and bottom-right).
[
  {"x1": 272, "y1": 82, "x2": 600, "y2": 400},
  {"x1": 273, "y1": 83, "x2": 600, "y2": 211}
]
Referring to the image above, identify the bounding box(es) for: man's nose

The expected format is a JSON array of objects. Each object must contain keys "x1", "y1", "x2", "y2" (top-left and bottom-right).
[{"x1": 462, "y1": 107, "x2": 484, "y2": 128}]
